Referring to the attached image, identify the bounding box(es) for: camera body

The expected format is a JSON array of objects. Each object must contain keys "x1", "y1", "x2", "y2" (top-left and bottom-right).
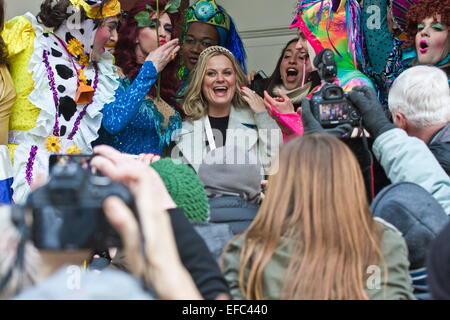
[
  {"x1": 309, "y1": 49, "x2": 361, "y2": 128},
  {"x1": 24, "y1": 155, "x2": 135, "y2": 250},
  {"x1": 253, "y1": 70, "x2": 268, "y2": 81}
]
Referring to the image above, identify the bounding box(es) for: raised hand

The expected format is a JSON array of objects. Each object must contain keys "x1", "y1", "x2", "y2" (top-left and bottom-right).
[
  {"x1": 91, "y1": 145, "x2": 175, "y2": 211},
  {"x1": 246, "y1": 71, "x2": 257, "y2": 83},
  {"x1": 347, "y1": 86, "x2": 394, "y2": 138},
  {"x1": 263, "y1": 90, "x2": 295, "y2": 114},
  {"x1": 241, "y1": 86, "x2": 266, "y2": 113},
  {"x1": 92, "y1": 145, "x2": 201, "y2": 299},
  {"x1": 145, "y1": 38, "x2": 180, "y2": 73}
]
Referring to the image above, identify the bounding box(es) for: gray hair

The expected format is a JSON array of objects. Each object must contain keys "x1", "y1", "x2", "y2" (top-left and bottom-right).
[{"x1": 388, "y1": 66, "x2": 450, "y2": 127}]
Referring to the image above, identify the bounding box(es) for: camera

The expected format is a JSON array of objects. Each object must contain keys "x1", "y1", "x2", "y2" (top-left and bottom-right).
[
  {"x1": 253, "y1": 70, "x2": 268, "y2": 81},
  {"x1": 18, "y1": 155, "x2": 135, "y2": 250},
  {"x1": 310, "y1": 49, "x2": 361, "y2": 128}
]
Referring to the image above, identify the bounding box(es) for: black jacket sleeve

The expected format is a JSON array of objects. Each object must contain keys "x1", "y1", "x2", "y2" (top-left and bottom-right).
[
  {"x1": 429, "y1": 142, "x2": 450, "y2": 176},
  {"x1": 168, "y1": 207, "x2": 230, "y2": 299}
]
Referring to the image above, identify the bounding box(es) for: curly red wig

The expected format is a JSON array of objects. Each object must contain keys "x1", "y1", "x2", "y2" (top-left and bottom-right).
[
  {"x1": 404, "y1": 0, "x2": 450, "y2": 48},
  {"x1": 114, "y1": 0, "x2": 182, "y2": 111}
]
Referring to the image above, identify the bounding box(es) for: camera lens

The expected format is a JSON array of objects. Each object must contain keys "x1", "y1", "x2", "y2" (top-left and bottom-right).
[{"x1": 350, "y1": 110, "x2": 359, "y2": 120}]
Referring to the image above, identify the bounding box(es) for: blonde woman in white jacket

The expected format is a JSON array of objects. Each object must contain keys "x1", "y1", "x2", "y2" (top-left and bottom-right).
[{"x1": 171, "y1": 46, "x2": 282, "y2": 174}]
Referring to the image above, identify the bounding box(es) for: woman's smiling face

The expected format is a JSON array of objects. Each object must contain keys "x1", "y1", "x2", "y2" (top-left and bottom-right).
[{"x1": 201, "y1": 54, "x2": 237, "y2": 108}]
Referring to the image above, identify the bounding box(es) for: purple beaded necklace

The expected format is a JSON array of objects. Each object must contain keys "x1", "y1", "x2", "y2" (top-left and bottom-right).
[
  {"x1": 25, "y1": 48, "x2": 99, "y2": 186},
  {"x1": 42, "y1": 49, "x2": 99, "y2": 140}
]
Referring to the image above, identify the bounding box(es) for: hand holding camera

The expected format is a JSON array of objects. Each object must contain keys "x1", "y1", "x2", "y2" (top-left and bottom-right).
[
  {"x1": 347, "y1": 86, "x2": 395, "y2": 139},
  {"x1": 91, "y1": 145, "x2": 175, "y2": 212},
  {"x1": 27, "y1": 154, "x2": 136, "y2": 250},
  {"x1": 91, "y1": 146, "x2": 200, "y2": 299},
  {"x1": 9, "y1": 146, "x2": 200, "y2": 299}
]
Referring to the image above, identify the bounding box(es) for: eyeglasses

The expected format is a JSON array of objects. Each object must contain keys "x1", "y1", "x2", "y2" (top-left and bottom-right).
[{"x1": 183, "y1": 36, "x2": 218, "y2": 50}]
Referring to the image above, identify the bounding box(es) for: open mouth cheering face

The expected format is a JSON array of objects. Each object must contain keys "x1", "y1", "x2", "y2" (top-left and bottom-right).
[
  {"x1": 415, "y1": 15, "x2": 450, "y2": 65},
  {"x1": 202, "y1": 54, "x2": 237, "y2": 108},
  {"x1": 280, "y1": 41, "x2": 307, "y2": 91}
]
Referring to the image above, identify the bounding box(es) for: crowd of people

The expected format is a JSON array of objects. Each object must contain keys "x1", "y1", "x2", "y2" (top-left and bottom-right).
[{"x1": 0, "y1": 0, "x2": 449, "y2": 300}]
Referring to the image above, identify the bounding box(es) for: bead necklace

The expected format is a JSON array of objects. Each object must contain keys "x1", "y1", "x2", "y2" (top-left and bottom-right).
[
  {"x1": 42, "y1": 49, "x2": 99, "y2": 142},
  {"x1": 25, "y1": 36, "x2": 100, "y2": 186}
]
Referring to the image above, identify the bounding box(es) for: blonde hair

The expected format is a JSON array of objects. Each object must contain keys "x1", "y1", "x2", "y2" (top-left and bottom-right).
[
  {"x1": 183, "y1": 46, "x2": 249, "y2": 120},
  {"x1": 233, "y1": 134, "x2": 385, "y2": 300}
]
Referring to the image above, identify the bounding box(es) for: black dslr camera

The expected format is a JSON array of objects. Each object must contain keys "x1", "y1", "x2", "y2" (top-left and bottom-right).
[
  {"x1": 310, "y1": 49, "x2": 361, "y2": 128},
  {"x1": 22, "y1": 155, "x2": 135, "y2": 250}
]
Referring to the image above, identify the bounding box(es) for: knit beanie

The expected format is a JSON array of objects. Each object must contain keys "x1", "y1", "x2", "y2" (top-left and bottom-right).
[{"x1": 151, "y1": 159, "x2": 209, "y2": 222}]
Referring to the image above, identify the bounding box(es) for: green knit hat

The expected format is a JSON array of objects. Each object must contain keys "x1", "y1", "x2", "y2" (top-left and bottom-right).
[{"x1": 151, "y1": 158, "x2": 209, "y2": 222}]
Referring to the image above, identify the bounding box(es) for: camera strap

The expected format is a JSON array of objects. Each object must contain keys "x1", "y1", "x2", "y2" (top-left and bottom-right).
[{"x1": 360, "y1": 124, "x2": 375, "y2": 201}]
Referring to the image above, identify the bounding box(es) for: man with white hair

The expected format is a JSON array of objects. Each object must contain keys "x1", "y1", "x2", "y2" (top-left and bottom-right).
[{"x1": 388, "y1": 66, "x2": 450, "y2": 175}]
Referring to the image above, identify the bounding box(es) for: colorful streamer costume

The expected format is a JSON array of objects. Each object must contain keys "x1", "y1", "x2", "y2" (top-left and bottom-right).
[
  {"x1": 290, "y1": 0, "x2": 374, "y2": 91},
  {"x1": 273, "y1": 0, "x2": 375, "y2": 137}
]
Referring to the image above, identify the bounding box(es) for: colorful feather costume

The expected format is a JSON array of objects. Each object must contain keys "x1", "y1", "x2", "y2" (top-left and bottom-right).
[{"x1": 290, "y1": 0, "x2": 375, "y2": 93}]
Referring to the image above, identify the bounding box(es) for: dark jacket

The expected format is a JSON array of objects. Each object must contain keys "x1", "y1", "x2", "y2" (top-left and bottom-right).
[
  {"x1": 371, "y1": 182, "x2": 449, "y2": 299},
  {"x1": 208, "y1": 196, "x2": 259, "y2": 235},
  {"x1": 192, "y1": 221, "x2": 234, "y2": 263},
  {"x1": 169, "y1": 208, "x2": 230, "y2": 299},
  {"x1": 111, "y1": 207, "x2": 230, "y2": 300},
  {"x1": 428, "y1": 220, "x2": 450, "y2": 299},
  {"x1": 429, "y1": 122, "x2": 450, "y2": 176}
]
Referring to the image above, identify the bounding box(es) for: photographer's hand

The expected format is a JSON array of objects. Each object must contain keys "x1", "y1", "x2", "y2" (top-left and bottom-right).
[
  {"x1": 102, "y1": 195, "x2": 201, "y2": 300},
  {"x1": 300, "y1": 98, "x2": 324, "y2": 134},
  {"x1": 103, "y1": 196, "x2": 144, "y2": 277},
  {"x1": 92, "y1": 145, "x2": 201, "y2": 299},
  {"x1": 347, "y1": 86, "x2": 394, "y2": 139},
  {"x1": 91, "y1": 145, "x2": 175, "y2": 211}
]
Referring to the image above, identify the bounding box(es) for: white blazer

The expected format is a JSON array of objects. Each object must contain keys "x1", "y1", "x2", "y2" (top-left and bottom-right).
[{"x1": 171, "y1": 106, "x2": 282, "y2": 174}]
